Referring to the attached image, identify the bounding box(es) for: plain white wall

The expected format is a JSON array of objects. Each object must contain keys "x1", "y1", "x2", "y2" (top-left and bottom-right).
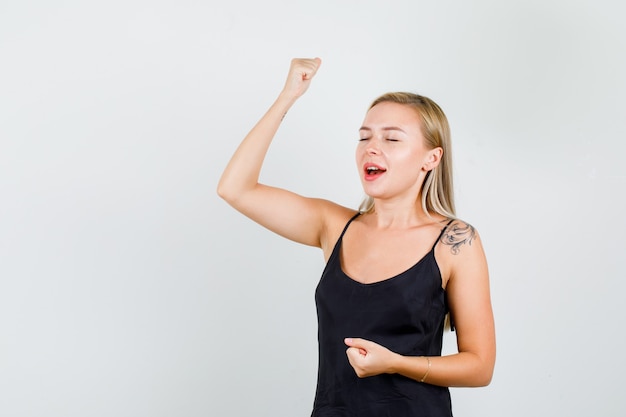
[{"x1": 1, "y1": 0, "x2": 625, "y2": 416}]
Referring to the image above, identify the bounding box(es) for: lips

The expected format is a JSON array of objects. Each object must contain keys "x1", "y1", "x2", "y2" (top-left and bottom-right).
[{"x1": 363, "y1": 163, "x2": 387, "y2": 180}]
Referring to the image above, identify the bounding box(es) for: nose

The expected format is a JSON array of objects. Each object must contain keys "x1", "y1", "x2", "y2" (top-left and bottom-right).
[{"x1": 366, "y1": 139, "x2": 381, "y2": 155}]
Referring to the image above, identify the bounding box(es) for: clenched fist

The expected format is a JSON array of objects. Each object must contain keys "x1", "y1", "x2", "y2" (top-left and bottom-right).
[
  {"x1": 345, "y1": 337, "x2": 399, "y2": 378},
  {"x1": 281, "y1": 57, "x2": 322, "y2": 100}
]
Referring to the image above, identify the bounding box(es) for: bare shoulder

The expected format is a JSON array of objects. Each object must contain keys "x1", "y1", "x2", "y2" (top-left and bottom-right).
[
  {"x1": 440, "y1": 218, "x2": 481, "y2": 256},
  {"x1": 437, "y1": 218, "x2": 487, "y2": 287},
  {"x1": 315, "y1": 200, "x2": 359, "y2": 260}
]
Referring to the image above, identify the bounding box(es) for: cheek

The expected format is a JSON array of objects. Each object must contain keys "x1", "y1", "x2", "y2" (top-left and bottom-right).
[
  {"x1": 394, "y1": 149, "x2": 418, "y2": 165},
  {"x1": 396, "y1": 153, "x2": 426, "y2": 178}
]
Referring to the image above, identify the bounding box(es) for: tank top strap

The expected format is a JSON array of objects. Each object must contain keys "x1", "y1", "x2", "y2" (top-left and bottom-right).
[
  {"x1": 339, "y1": 212, "x2": 361, "y2": 240},
  {"x1": 431, "y1": 218, "x2": 455, "y2": 251}
]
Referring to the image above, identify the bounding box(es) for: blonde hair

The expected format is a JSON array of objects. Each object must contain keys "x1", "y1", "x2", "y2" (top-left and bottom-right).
[{"x1": 358, "y1": 92, "x2": 456, "y2": 218}]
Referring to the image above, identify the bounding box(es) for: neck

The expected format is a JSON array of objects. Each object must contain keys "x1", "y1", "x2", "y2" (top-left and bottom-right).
[{"x1": 366, "y1": 198, "x2": 437, "y2": 229}]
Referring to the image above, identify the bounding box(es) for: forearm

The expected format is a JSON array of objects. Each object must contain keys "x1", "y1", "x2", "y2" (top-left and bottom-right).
[
  {"x1": 218, "y1": 57, "x2": 321, "y2": 207},
  {"x1": 345, "y1": 337, "x2": 494, "y2": 388},
  {"x1": 389, "y1": 351, "x2": 494, "y2": 388},
  {"x1": 216, "y1": 92, "x2": 295, "y2": 204}
]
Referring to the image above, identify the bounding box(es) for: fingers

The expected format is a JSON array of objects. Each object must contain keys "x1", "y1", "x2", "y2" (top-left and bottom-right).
[
  {"x1": 281, "y1": 57, "x2": 322, "y2": 99},
  {"x1": 345, "y1": 338, "x2": 372, "y2": 377},
  {"x1": 345, "y1": 338, "x2": 396, "y2": 378},
  {"x1": 345, "y1": 347, "x2": 365, "y2": 376},
  {"x1": 304, "y1": 57, "x2": 322, "y2": 79},
  {"x1": 293, "y1": 57, "x2": 322, "y2": 80},
  {"x1": 345, "y1": 337, "x2": 369, "y2": 349},
  {"x1": 345, "y1": 338, "x2": 368, "y2": 355},
  {"x1": 345, "y1": 349, "x2": 362, "y2": 370}
]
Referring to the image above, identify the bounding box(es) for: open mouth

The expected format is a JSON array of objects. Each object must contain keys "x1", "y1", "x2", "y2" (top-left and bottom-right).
[
  {"x1": 364, "y1": 165, "x2": 387, "y2": 177},
  {"x1": 366, "y1": 167, "x2": 385, "y2": 174}
]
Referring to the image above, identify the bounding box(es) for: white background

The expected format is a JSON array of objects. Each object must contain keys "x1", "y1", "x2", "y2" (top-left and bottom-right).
[{"x1": 1, "y1": 1, "x2": 625, "y2": 416}]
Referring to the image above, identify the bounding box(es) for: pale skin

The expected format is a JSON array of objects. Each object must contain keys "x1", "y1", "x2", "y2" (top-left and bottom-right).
[{"x1": 217, "y1": 58, "x2": 496, "y2": 388}]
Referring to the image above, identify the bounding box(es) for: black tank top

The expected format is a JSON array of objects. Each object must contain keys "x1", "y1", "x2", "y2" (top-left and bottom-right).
[{"x1": 312, "y1": 213, "x2": 454, "y2": 417}]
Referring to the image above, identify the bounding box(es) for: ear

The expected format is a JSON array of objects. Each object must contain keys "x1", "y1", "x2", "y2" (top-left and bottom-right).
[{"x1": 422, "y1": 147, "x2": 443, "y2": 171}]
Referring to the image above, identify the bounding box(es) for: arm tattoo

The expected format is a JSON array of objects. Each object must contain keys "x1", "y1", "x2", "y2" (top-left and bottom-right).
[{"x1": 441, "y1": 221, "x2": 476, "y2": 255}]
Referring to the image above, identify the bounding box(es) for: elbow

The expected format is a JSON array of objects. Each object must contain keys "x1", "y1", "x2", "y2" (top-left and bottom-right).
[
  {"x1": 457, "y1": 352, "x2": 495, "y2": 387},
  {"x1": 216, "y1": 179, "x2": 239, "y2": 205},
  {"x1": 216, "y1": 181, "x2": 229, "y2": 201},
  {"x1": 473, "y1": 369, "x2": 494, "y2": 387},
  {"x1": 461, "y1": 369, "x2": 493, "y2": 388},
  {"x1": 217, "y1": 176, "x2": 259, "y2": 208},
  {"x1": 472, "y1": 358, "x2": 495, "y2": 387}
]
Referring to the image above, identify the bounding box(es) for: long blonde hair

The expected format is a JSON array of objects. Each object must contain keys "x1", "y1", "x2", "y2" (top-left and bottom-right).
[{"x1": 358, "y1": 92, "x2": 456, "y2": 218}]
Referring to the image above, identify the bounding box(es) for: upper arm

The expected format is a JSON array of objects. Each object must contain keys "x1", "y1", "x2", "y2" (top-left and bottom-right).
[
  {"x1": 440, "y1": 222, "x2": 496, "y2": 370},
  {"x1": 221, "y1": 183, "x2": 354, "y2": 249}
]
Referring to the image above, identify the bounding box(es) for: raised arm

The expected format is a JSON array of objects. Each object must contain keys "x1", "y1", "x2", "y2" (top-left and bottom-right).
[{"x1": 217, "y1": 58, "x2": 348, "y2": 248}]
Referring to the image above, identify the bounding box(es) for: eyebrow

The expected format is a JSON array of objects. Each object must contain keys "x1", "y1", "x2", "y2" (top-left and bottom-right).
[{"x1": 359, "y1": 126, "x2": 407, "y2": 133}]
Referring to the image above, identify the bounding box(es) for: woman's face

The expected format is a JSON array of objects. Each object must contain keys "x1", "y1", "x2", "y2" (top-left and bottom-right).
[{"x1": 356, "y1": 101, "x2": 438, "y2": 203}]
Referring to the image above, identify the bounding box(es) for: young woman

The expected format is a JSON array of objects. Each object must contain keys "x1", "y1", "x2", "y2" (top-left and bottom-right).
[{"x1": 217, "y1": 58, "x2": 495, "y2": 416}]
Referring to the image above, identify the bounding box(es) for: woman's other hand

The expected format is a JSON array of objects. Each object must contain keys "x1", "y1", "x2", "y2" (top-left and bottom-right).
[{"x1": 344, "y1": 337, "x2": 399, "y2": 378}]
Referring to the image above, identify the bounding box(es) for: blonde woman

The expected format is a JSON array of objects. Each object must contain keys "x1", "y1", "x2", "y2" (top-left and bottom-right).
[{"x1": 217, "y1": 58, "x2": 495, "y2": 417}]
